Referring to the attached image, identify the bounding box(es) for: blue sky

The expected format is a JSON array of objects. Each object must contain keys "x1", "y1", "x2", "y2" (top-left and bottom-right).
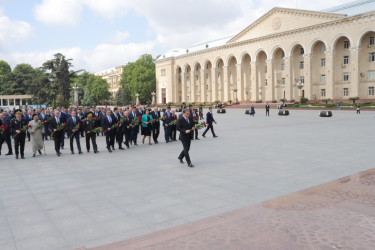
[{"x1": 0, "y1": 0, "x2": 353, "y2": 72}]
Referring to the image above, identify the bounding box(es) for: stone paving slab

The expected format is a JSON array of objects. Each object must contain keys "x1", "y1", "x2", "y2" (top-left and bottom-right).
[
  {"x1": 86, "y1": 168, "x2": 375, "y2": 249},
  {"x1": 0, "y1": 109, "x2": 374, "y2": 249}
]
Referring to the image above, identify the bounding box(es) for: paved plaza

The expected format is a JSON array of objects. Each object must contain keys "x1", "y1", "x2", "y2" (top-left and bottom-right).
[{"x1": 0, "y1": 109, "x2": 374, "y2": 250}]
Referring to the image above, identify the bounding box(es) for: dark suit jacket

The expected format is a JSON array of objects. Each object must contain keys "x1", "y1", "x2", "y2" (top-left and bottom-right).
[
  {"x1": 206, "y1": 112, "x2": 215, "y2": 125},
  {"x1": 49, "y1": 117, "x2": 65, "y2": 136},
  {"x1": 151, "y1": 111, "x2": 161, "y2": 128},
  {"x1": 163, "y1": 112, "x2": 172, "y2": 127},
  {"x1": 101, "y1": 116, "x2": 115, "y2": 131},
  {"x1": 129, "y1": 112, "x2": 141, "y2": 128},
  {"x1": 176, "y1": 116, "x2": 194, "y2": 141},
  {"x1": 66, "y1": 117, "x2": 81, "y2": 136}
]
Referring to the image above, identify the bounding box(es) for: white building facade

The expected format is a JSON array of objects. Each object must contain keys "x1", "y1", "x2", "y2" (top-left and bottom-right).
[{"x1": 155, "y1": 2, "x2": 375, "y2": 104}]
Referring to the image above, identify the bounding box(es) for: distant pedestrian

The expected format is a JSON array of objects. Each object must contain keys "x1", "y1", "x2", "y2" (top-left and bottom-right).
[
  {"x1": 250, "y1": 104, "x2": 255, "y2": 117},
  {"x1": 265, "y1": 103, "x2": 270, "y2": 116},
  {"x1": 356, "y1": 105, "x2": 360, "y2": 114},
  {"x1": 336, "y1": 103, "x2": 340, "y2": 111}
]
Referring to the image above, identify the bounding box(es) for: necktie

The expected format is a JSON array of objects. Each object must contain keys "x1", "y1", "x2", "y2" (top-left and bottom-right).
[
  {"x1": 186, "y1": 118, "x2": 189, "y2": 124},
  {"x1": 108, "y1": 116, "x2": 112, "y2": 123},
  {"x1": 73, "y1": 117, "x2": 76, "y2": 124},
  {"x1": 57, "y1": 118, "x2": 60, "y2": 124}
]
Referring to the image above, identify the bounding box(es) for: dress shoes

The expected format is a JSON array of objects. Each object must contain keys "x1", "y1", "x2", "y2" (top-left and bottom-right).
[
  {"x1": 108, "y1": 149, "x2": 112, "y2": 153},
  {"x1": 213, "y1": 135, "x2": 218, "y2": 138},
  {"x1": 21, "y1": 156, "x2": 25, "y2": 159},
  {"x1": 119, "y1": 147, "x2": 125, "y2": 150},
  {"x1": 71, "y1": 152, "x2": 75, "y2": 154},
  {"x1": 78, "y1": 152, "x2": 83, "y2": 154},
  {"x1": 94, "y1": 150, "x2": 99, "y2": 153},
  {"x1": 188, "y1": 163, "x2": 194, "y2": 168},
  {"x1": 202, "y1": 135, "x2": 206, "y2": 138},
  {"x1": 15, "y1": 155, "x2": 18, "y2": 159},
  {"x1": 57, "y1": 152, "x2": 61, "y2": 156},
  {"x1": 195, "y1": 138, "x2": 200, "y2": 140},
  {"x1": 6, "y1": 152, "x2": 13, "y2": 156},
  {"x1": 33, "y1": 154, "x2": 36, "y2": 157},
  {"x1": 178, "y1": 157, "x2": 184, "y2": 164},
  {"x1": 38, "y1": 150, "x2": 42, "y2": 155}
]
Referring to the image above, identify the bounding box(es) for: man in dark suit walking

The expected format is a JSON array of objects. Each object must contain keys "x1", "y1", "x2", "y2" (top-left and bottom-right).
[
  {"x1": 101, "y1": 109, "x2": 115, "y2": 152},
  {"x1": 202, "y1": 107, "x2": 218, "y2": 138},
  {"x1": 151, "y1": 107, "x2": 160, "y2": 144},
  {"x1": 265, "y1": 103, "x2": 270, "y2": 116},
  {"x1": 176, "y1": 109, "x2": 195, "y2": 168},
  {"x1": 0, "y1": 112, "x2": 12, "y2": 155},
  {"x1": 49, "y1": 110, "x2": 64, "y2": 156},
  {"x1": 128, "y1": 107, "x2": 140, "y2": 146},
  {"x1": 66, "y1": 111, "x2": 82, "y2": 154},
  {"x1": 163, "y1": 107, "x2": 172, "y2": 143}
]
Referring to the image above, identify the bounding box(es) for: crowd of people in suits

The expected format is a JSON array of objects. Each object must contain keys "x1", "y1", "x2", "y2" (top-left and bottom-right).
[{"x1": 0, "y1": 105, "x2": 218, "y2": 166}]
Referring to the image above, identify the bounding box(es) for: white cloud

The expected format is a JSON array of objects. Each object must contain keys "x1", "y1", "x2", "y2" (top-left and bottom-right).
[
  {"x1": 108, "y1": 31, "x2": 130, "y2": 44},
  {"x1": 1, "y1": 41, "x2": 155, "y2": 72},
  {"x1": 33, "y1": 0, "x2": 82, "y2": 26},
  {"x1": 0, "y1": 8, "x2": 33, "y2": 46},
  {"x1": 82, "y1": 0, "x2": 132, "y2": 18}
]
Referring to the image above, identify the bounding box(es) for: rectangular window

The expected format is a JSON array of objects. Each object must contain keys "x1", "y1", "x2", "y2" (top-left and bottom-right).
[
  {"x1": 187, "y1": 86, "x2": 189, "y2": 92},
  {"x1": 320, "y1": 74, "x2": 326, "y2": 83},
  {"x1": 206, "y1": 74, "x2": 208, "y2": 80},
  {"x1": 300, "y1": 47, "x2": 304, "y2": 55},
  {"x1": 178, "y1": 77, "x2": 181, "y2": 83},
  {"x1": 281, "y1": 51, "x2": 285, "y2": 58},
  {"x1": 300, "y1": 76, "x2": 305, "y2": 84},
  {"x1": 206, "y1": 84, "x2": 208, "y2": 90},
  {"x1": 368, "y1": 87, "x2": 374, "y2": 96},
  {"x1": 343, "y1": 88, "x2": 349, "y2": 96},
  {"x1": 344, "y1": 40, "x2": 350, "y2": 49},
  {"x1": 281, "y1": 63, "x2": 285, "y2": 71},
  {"x1": 321, "y1": 58, "x2": 326, "y2": 67},
  {"x1": 343, "y1": 72, "x2": 349, "y2": 81},
  {"x1": 187, "y1": 96, "x2": 189, "y2": 101},
  {"x1": 321, "y1": 89, "x2": 326, "y2": 97},
  {"x1": 265, "y1": 79, "x2": 268, "y2": 86},
  {"x1": 370, "y1": 36, "x2": 375, "y2": 45},
  {"x1": 320, "y1": 44, "x2": 326, "y2": 53},
  {"x1": 217, "y1": 72, "x2": 221, "y2": 77},
  {"x1": 343, "y1": 56, "x2": 349, "y2": 65},
  {"x1": 196, "y1": 86, "x2": 198, "y2": 91},
  {"x1": 369, "y1": 70, "x2": 375, "y2": 80},
  {"x1": 282, "y1": 78, "x2": 285, "y2": 85},
  {"x1": 196, "y1": 75, "x2": 199, "y2": 81},
  {"x1": 300, "y1": 61, "x2": 304, "y2": 69},
  {"x1": 369, "y1": 53, "x2": 375, "y2": 62},
  {"x1": 264, "y1": 65, "x2": 267, "y2": 73}
]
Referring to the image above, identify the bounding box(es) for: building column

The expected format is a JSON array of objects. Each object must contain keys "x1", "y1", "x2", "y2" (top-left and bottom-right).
[
  {"x1": 191, "y1": 71, "x2": 197, "y2": 102},
  {"x1": 267, "y1": 59, "x2": 274, "y2": 102},
  {"x1": 212, "y1": 67, "x2": 217, "y2": 102},
  {"x1": 350, "y1": 47, "x2": 360, "y2": 98},
  {"x1": 282, "y1": 57, "x2": 292, "y2": 101},
  {"x1": 20, "y1": 99, "x2": 23, "y2": 106},
  {"x1": 0, "y1": 99, "x2": 2, "y2": 106},
  {"x1": 250, "y1": 62, "x2": 257, "y2": 102},
  {"x1": 174, "y1": 72, "x2": 179, "y2": 103},
  {"x1": 182, "y1": 73, "x2": 187, "y2": 103},
  {"x1": 325, "y1": 51, "x2": 335, "y2": 100},
  {"x1": 223, "y1": 66, "x2": 229, "y2": 101},
  {"x1": 236, "y1": 64, "x2": 243, "y2": 102},
  {"x1": 200, "y1": 69, "x2": 206, "y2": 103},
  {"x1": 303, "y1": 54, "x2": 312, "y2": 100}
]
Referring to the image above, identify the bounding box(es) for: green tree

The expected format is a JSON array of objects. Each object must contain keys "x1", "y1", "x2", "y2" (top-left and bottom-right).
[
  {"x1": 41, "y1": 53, "x2": 80, "y2": 105},
  {"x1": 119, "y1": 54, "x2": 156, "y2": 104},
  {"x1": 11, "y1": 64, "x2": 35, "y2": 95},
  {"x1": 85, "y1": 74, "x2": 111, "y2": 105},
  {"x1": 27, "y1": 68, "x2": 55, "y2": 105},
  {"x1": 81, "y1": 89, "x2": 94, "y2": 106},
  {"x1": 0, "y1": 60, "x2": 12, "y2": 94}
]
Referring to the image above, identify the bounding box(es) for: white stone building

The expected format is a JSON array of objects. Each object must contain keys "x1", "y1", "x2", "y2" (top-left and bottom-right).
[{"x1": 155, "y1": 0, "x2": 375, "y2": 104}]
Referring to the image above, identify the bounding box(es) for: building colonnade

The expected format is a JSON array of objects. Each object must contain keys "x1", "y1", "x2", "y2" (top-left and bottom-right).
[{"x1": 170, "y1": 30, "x2": 375, "y2": 103}]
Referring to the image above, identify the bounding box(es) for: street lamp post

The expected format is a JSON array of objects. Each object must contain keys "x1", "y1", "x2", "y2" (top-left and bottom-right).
[
  {"x1": 136, "y1": 93, "x2": 140, "y2": 106},
  {"x1": 233, "y1": 86, "x2": 238, "y2": 103},
  {"x1": 73, "y1": 84, "x2": 79, "y2": 107},
  {"x1": 151, "y1": 91, "x2": 156, "y2": 105}
]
